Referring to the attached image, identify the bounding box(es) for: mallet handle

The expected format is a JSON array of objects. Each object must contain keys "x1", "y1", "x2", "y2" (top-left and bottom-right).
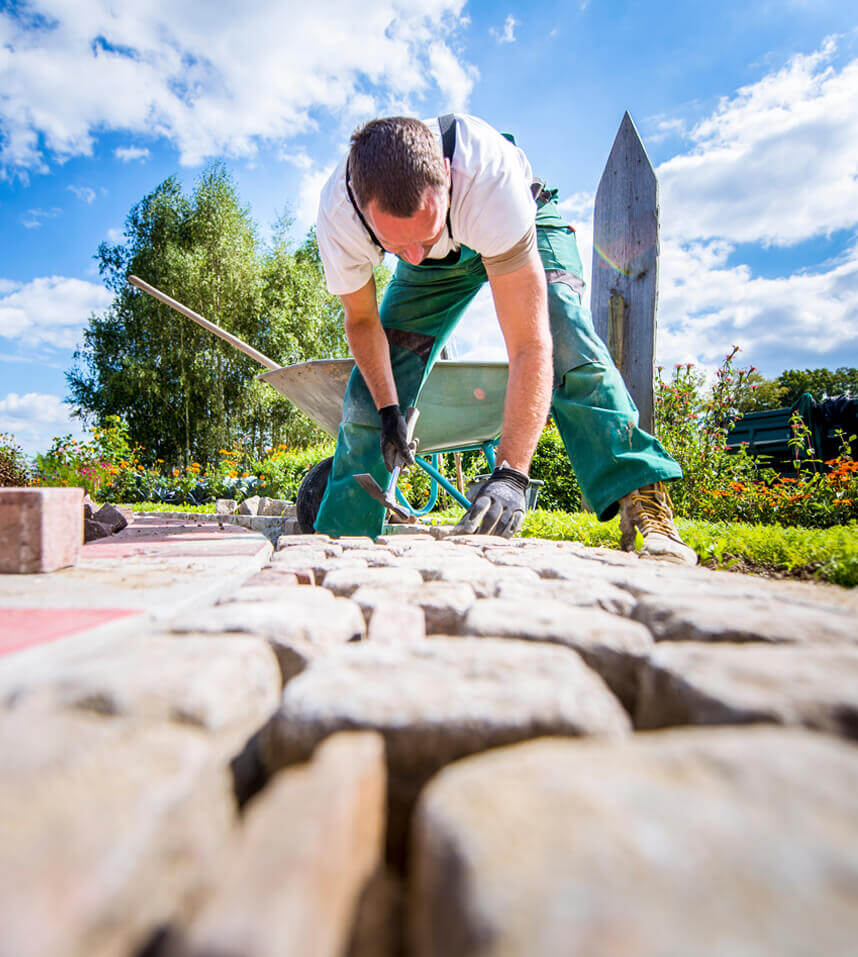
[{"x1": 128, "y1": 275, "x2": 280, "y2": 370}]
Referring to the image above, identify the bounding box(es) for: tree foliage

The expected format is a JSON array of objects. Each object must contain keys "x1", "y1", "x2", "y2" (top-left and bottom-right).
[
  {"x1": 775, "y1": 367, "x2": 858, "y2": 407},
  {"x1": 66, "y1": 163, "x2": 369, "y2": 466}
]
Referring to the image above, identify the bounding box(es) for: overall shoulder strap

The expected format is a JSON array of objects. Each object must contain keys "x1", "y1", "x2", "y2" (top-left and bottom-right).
[
  {"x1": 437, "y1": 114, "x2": 457, "y2": 241},
  {"x1": 345, "y1": 160, "x2": 384, "y2": 252}
]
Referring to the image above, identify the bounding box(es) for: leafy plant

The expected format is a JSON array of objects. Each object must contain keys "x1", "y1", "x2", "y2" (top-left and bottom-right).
[{"x1": 0, "y1": 433, "x2": 31, "y2": 487}]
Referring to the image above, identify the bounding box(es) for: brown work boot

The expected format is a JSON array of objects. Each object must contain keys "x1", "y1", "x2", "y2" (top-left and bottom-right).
[{"x1": 618, "y1": 482, "x2": 698, "y2": 566}]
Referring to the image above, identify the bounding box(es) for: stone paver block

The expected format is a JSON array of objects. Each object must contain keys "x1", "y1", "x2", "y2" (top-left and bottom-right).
[
  {"x1": 367, "y1": 602, "x2": 427, "y2": 644},
  {"x1": 351, "y1": 581, "x2": 476, "y2": 634},
  {"x1": 636, "y1": 642, "x2": 858, "y2": 738},
  {"x1": 277, "y1": 533, "x2": 330, "y2": 548},
  {"x1": 411, "y1": 728, "x2": 858, "y2": 957},
  {"x1": 2, "y1": 636, "x2": 281, "y2": 753},
  {"x1": 0, "y1": 487, "x2": 83, "y2": 573},
  {"x1": 170, "y1": 590, "x2": 365, "y2": 680},
  {"x1": 633, "y1": 595, "x2": 857, "y2": 646},
  {"x1": 494, "y1": 577, "x2": 636, "y2": 617},
  {"x1": 0, "y1": 710, "x2": 235, "y2": 957},
  {"x1": 322, "y1": 566, "x2": 425, "y2": 597},
  {"x1": 177, "y1": 733, "x2": 385, "y2": 957},
  {"x1": 435, "y1": 563, "x2": 541, "y2": 598},
  {"x1": 462, "y1": 597, "x2": 653, "y2": 712},
  {"x1": 375, "y1": 534, "x2": 435, "y2": 547},
  {"x1": 259, "y1": 638, "x2": 630, "y2": 863},
  {"x1": 258, "y1": 497, "x2": 293, "y2": 517},
  {"x1": 334, "y1": 536, "x2": 378, "y2": 549}
]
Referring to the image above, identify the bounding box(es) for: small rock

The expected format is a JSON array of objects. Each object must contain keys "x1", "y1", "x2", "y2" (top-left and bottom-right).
[
  {"x1": 215, "y1": 498, "x2": 237, "y2": 515},
  {"x1": 92, "y1": 503, "x2": 128, "y2": 533},
  {"x1": 237, "y1": 495, "x2": 261, "y2": 516},
  {"x1": 258, "y1": 496, "x2": 291, "y2": 517},
  {"x1": 84, "y1": 518, "x2": 112, "y2": 542}
]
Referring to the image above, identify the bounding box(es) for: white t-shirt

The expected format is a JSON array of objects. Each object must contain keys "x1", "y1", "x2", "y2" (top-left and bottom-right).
[{"x1": 316, "y1": 114, "x2": 536, "y2": 296}]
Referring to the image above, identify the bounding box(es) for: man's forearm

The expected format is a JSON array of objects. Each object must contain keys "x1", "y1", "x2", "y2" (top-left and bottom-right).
[
  {"x1": 489, "y1": 254, "x2": 553, "y2": 474},
  {"x1": 496, "y1": 344, "x2": 552, "y2": 472},
  {"x1": 340, "y1": 279, "x2": 398, "y2": 411},
  {"x1": 345, "y1": 314, "x2": 398, "y2": 410}
]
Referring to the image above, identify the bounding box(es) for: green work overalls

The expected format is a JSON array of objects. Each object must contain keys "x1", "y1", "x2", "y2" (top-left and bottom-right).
[{"x1": 314, "y1": 189, "x2": 681, "y2": 538}]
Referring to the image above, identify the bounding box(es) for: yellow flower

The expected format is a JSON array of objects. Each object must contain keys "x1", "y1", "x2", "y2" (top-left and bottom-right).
[{"x1": 241, "y1": 472, "x2": 249, "y2": 478}]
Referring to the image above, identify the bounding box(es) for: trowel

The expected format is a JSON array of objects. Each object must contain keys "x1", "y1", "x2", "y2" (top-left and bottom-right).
[{"x1": 353, "y1": 407, "x2": 420, "y2": 524}]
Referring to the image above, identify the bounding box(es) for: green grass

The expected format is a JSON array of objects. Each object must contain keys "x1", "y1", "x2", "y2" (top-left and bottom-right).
[
  {"x1": 431, "y1": 507, "x2": 858, "y2": 588},
  {"x1": 120, "y1": 501, "x2": 217, "y2": 514}
]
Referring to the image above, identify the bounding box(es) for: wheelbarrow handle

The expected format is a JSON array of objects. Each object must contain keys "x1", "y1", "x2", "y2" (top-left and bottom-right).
[{"x1": 128, "y1": 275, "x2": 281, "y2": 371}]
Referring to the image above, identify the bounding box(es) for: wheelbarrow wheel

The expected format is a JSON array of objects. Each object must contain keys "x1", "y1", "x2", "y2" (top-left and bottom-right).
[{"x1": 296, "y1": 456, "x2": 333, "y2": 534}]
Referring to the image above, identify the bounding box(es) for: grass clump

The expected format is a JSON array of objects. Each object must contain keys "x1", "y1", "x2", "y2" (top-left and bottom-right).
[{"x1": 431, "y1": 507, "x2": 858, "y2": 588}]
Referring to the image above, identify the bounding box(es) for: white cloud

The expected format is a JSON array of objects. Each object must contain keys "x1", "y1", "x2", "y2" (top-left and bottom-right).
[
  {"x1": 0, "y1": 276, "x2": 112, "y2": 350},
  {"x1": 427, "y1": 42, "x2": 478, "y2": 111},
  {"x1": 658, "y1": 37, "x2": 858, "y2": 246},
  {"x1": 490, "y1": 15, "x2": 518, "y2": 44},
  {"x1": 295, "y1": 163, "x2": 336, "y2": 236},
  {"x1": 0, "y1": 1, "x2": 475, "y2": 174},
  {"x1": 67, "y1": 184, "x2": 96, "y2": 203},
  {"x1": 0, "y1": 392, "x2": 87, "y2": 457},
  {"x1": 278, "y1": 149, "x2": 314, "y2": 170},
  {"x1": 114, "y1": 146, "x2": 151, "y2": 162},
  {"x1": 20, "y1": 207, "x2": 61, "y2": 229}
]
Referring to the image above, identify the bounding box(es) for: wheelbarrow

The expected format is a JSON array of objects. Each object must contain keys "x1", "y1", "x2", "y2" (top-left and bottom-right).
[{"x1": 129, "y1": 276, "x2": 540, "y2": 531}]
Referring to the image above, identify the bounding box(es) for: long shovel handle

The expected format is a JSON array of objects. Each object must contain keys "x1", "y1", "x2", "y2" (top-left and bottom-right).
[{"x1": 128, "y1": 275, "x2": 280, "y2": 371}]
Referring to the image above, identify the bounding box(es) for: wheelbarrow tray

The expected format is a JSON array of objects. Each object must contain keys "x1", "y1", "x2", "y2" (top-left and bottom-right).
[{"x1": 260, "y1": 359, "x2": 508, "y2": 454}]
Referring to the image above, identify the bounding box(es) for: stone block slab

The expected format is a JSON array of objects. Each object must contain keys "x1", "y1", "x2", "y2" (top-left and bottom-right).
[
  {"x1": 170, "y1": 590, "x2": 365, "y2": 681},
  {"x1": 462, "y1": 598, "x2": 653, "y2": 712},
  {"x1": 0, "y1": 710, "x2": 235, "y2": 957},
  {"x1": 411, "y1": 728, "x2": 858, "y2": 957},
  {"x1": 636, "y1": 642, "x2": 858, "y2": 738},
  {"x1": 1, "y1": 636, "x2": 281, "y2": 754},
  {"x1": 259, "y1": 638, "x2": 630, "y2": 863},
  {"x1": 633, "y1": 595, "x2": 857, "y2": 646},
  {"x1": 0, "y1": 487, "x2": 83, "y2": 574},
  {"x1": 174, "y1": 733, "x2": 385, "y2": 957},
  {"x1": 322, "y1": 566, "x2": 425, "y2": 597}
]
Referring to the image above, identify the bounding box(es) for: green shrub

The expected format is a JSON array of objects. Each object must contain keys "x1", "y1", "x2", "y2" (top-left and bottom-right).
[
  {"x1": 529, "y1": 421, "x2": 582, "y2": 511},
  {"x1": 0, "y1": 433, "x2": 30, "y2": 487}
]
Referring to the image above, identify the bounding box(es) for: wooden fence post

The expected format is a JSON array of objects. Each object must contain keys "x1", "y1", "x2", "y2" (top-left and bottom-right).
[{"x1": 590, "y1": 112, "x2": 659, "y2": 433}]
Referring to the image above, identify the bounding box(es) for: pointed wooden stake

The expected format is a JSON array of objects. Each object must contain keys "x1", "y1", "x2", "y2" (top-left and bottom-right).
[{"x1": 590, "y1": 112, "x2": 659, "y2": 432}]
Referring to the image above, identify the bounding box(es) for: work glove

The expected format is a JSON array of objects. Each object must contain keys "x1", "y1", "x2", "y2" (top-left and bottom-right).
[
  {"x1": 379, "y1": 404, "x2": 417, "y2": 472},
  {"x1": 452, "y1": 462, "x2": 529, "y2": 538}
]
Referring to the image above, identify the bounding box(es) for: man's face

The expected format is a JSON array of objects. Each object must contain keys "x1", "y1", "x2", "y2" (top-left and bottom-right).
[{"x1": 363, "y1": 160, "x2": 451, "y2": 266}]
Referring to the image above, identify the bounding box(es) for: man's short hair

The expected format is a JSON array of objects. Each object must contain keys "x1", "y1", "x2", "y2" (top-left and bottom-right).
[{"x1": 349, "y1": 117, "x2": 447, "y2": 217}]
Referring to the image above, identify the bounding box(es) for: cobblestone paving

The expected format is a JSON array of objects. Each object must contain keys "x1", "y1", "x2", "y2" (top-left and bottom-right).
[{"x1": 1, "y1": 517, "x2": 857, "y2": 956}]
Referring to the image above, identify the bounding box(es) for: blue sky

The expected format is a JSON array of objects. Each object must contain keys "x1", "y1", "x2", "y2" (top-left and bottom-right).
[{"x1": 2, "y1": 0, "x2": 857, "y2": 454}]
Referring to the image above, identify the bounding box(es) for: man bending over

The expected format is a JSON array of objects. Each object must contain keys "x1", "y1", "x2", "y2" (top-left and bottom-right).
[{"x1": 312, "y1": 113, "x2": 696, "y2": 564}]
